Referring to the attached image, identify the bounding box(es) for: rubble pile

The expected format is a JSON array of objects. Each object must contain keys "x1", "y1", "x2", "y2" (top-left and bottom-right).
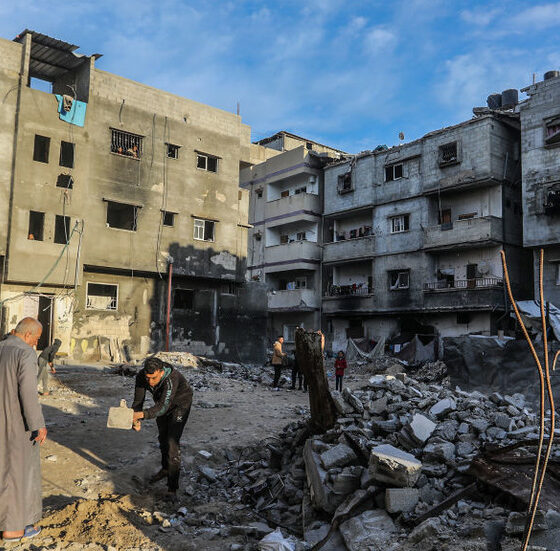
[{"x1": 173, "y1": 371, "x2": 559, "y2": 550}]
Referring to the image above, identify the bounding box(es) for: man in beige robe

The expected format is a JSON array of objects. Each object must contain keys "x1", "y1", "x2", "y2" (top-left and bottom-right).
[{"x1": 0, "y1": 318, "x2": 47, "y2": 542}]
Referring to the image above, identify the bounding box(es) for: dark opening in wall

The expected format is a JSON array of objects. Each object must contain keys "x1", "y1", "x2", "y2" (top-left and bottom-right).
[
  {"x1": 337, "y1": 172, "x2": 353, "y2": 194},
  {"x1": 163, "y1": 211, "x2": 175, "y2": 227},
  {"x1": 173, "y1": 289, "x2": 194, "y2": 310},
  {"x1": 111, "y1": 129, "x2": 143, "y2": 158},
  {"x1": 106, "y1": 201, "x2": 139, "y2": 231},
  {"x1": 56, "y1": 174, "x2": 74, "y2": 189},
  {"x1": 28, "y1": 211, "x2": 45, "y2": 241},
  {"x1": 59, "y1": 141, "x2": 75, "y2": 168},
  {"x1": 438, "y1": 142, "x2": 459, "y2": 166},
  {"x1": 166, "y1": 143, "x2": 180, "y2": 159},
  {"x1": 54, "y1": 215, "x2": 71, "y2": 244},
  {"x1": 86, "y1": 283, "x2": 118, "y2": 310},
  {"x1": 33, "y1": 135, "x2": 50, "y2": 163},
  {"x1": 196, "y1": 152, "x2": 218, "y2": 172},
  {"x1": 457, "y1": 312, "x2": 471, "y2": 324}
]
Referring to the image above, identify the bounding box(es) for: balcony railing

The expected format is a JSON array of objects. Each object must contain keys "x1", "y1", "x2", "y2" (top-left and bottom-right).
[
  {"x1": 326, "y1": 284, "x2": 371, "y2": 296},
  {"x1": 424, "y1": 277, "x2": 503, "y2": 291}
]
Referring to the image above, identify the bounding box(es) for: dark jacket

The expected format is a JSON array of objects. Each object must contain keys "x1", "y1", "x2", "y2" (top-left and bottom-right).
[
  {"x1": 38, "y1": 339, "x2": 62, "y2": 363},
  {"x1": 132, "y1": 365, "x2": 193, "y2": 420}
]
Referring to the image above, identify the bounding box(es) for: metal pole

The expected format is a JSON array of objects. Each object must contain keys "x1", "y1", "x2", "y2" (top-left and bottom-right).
[{"x1": 165, "y1": 258, "x2": 173, "y2": 351}]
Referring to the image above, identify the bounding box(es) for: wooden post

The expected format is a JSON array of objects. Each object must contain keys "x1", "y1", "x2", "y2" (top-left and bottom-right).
[{"x1": 295, "y1": 327, "x2": 338, "y2": 432}]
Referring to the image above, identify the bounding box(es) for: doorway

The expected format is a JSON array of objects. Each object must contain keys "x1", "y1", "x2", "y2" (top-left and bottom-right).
[{"x1": 37, "y1": 295, "x2": 53, "y2": 350}]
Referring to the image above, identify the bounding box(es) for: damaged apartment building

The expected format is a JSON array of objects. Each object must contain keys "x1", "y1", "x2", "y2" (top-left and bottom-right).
[
  {"x1": 322, "y1": 101, "x2": 531, "y2": 352},
  {"x1": 240, "y1": 132, "x2": 345, "y2": 345},
  {"x1": 519, "y1": 71, "x2": 560, "y2": 304},
  {"x1": 0, "y1": 29, "x2": 273, "y2": 361}
]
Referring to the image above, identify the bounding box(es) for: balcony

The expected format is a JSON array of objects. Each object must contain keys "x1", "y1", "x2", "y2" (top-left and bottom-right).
[
  {"x1": 423, "y1": 169, "x2": 497, "y2": 195},
  {"x1": 267, "y1": 289, "x2": 319, "y2": 311},
  {"x1": 264, "y1": 241, "x2": 321, "y2": 272},
  {"x1": 265, "y1": 193, "x2": 321, "y2": 226},
  {"x1": 323, "y1": 235, "x2": 375, "y2": 263},
  {"x1": 423, "y1": 277, "x2": 505, "y2": 310},
  {"x1": 424, "y1": 216, "x2": 503, "y2": 251}
]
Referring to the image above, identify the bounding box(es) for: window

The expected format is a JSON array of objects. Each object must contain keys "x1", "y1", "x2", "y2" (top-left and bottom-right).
[
  {"x1": 390, "y1": 214, "x2": 410, "y2": 233},
  {"x1": 54, "y1": 215, "x2": 71, "y2": 244},
  {"x1": 59, "y1": 141, "x2": 74, "y2": 168},
  {"x1": 294, "y1": 186, "x2": 307, "y2": 194},
  {"x1": 28, "y1": 211, "x2": 44, "y2": 241},
  {"x1": 166, "y1": 143, "x2": 180, "y2": 159},
  {"x1": 86, "y1": 283, "x2": 118, "y2": 310},
  {"x1": 162, "y1": 211, "x2": 175, "y2": 227},
  {"x1": 280, "y1": 234, "x2": 289, "y2": 244},
  {"x1": 385, "y1": 163, "x2": 403, "y2": 182},
  {"x1": 457, "y1": 312, "x2": 471, "y2": 324},
  {"x1": 193, "y1": 218, "x2": 214, "y2": 241},
  {"x1": 33, "y1": 135, "x2": 50, "y2": 163},
  {"x1": 281, "y1": 190, "x2": 290, "y2": 198},
  {"x1": 111, "y1": 129, "x2": 143, "y2": 158},
  {"x1": 283, "y1": 324, "x2": 301, "y2": 342},
  {"x1": 389, "y1": 270, "x2": 410, "y2": 290},
  {"x1": 545, "y1": 117, "x2": 560, "y2": 146},
  {"x1": 106, "y1": 201, "x2": 139, "y2": 231},
  {"x1": 221, "y1": 282, "x2": 236, "y2": 295},
  {"x1": 306, "y1": 142, "x2": 313, "y2": 150},
  {"x1": 296, "y1": 232, "x2": 306, "y2": 241},
  {"x1": 439, "y1": 141, "x2": 459, "y2": 166},
  {"x1": 173, "y1": 289, "x2": 194, "y2": 310},
  {"x1": 337, "y1": 173, "x2": 353, "y2": 194},
  {"x1": 56, "y1": 174, "x2": 74, "y2": 189},
  {"x1": 295, "y1": 277, "x2": 307, "y2": 289},
  {"x1": 196, "y1": 152, "x2": 218, "y2": 173}
]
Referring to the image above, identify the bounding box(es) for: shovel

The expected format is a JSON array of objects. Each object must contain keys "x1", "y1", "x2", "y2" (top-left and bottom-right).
[{"x1": 107, "y1": 399, "x2": 134, "y2": 430}]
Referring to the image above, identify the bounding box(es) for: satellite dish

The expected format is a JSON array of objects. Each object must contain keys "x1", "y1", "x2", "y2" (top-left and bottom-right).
[{"x1": 398, "y1": 132, "x2": 405, "y2": 141}]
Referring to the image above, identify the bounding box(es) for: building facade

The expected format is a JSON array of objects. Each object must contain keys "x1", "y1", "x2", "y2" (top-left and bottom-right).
[
  {"x1": 520, "y1": 71, "x2": 560, "y2": 304},
  {"x1": 240, "y1": 133, "x2": 345, "y2": 346},
  {"x1": 0, "y1": 30, "x2": 272, "y2": 361},
  {"x1": 322, "y1": 112, "x2": 530, "y2": 352}
]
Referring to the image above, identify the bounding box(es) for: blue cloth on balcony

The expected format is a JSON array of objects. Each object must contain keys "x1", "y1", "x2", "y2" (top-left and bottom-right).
[{"x1": 55, "y1": 94, "x2": 87, "y2": 127}]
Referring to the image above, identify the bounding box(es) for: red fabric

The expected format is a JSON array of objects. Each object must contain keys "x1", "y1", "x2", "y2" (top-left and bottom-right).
[{"x1": 335, "y1": 358, "x2": 347, "y2": 376}]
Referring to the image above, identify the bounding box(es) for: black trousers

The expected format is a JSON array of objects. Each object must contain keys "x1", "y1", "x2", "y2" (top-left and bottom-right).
[
  {"x1": 291, "y1": 367, "x2": 307, "y2": 390},
  {"x1": 273, "y1": 364, "x2": 282, "y2": 387},
  {"x1": 335, "y1": 375, "x2": 343, "y2": 391},
  {"x1": 156, "y1": 406, "x2": 190, "y2": 491}
]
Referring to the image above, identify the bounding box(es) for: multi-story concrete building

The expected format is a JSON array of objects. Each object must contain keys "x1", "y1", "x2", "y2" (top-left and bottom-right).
[
  {"x1": 0, "y1": 29, "x2": 273, "y2": 361},
  {"x1": 520, "y1": 71, "x2": 560, "y2": 304},
  {"x1": 240, "y1": 133, "x2": 345, "y2": 345},
  {"x1": 323, "y1": 111, "x2": 530, "y2": 352}
]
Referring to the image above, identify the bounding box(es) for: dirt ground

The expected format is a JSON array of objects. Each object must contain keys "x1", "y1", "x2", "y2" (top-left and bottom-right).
[{"x1": 7, "y1": 361, "x2": 355, "y2": 551}]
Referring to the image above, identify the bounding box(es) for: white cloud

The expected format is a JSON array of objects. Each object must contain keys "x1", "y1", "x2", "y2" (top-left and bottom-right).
[
  {"x1": 460, "y1": 8, "x2": 501, "y2": 26},
  {"x1": 509, "y1": 3, "x2": 560, "y2": 30},
  {"x1": 363, "y1": 26, "x2": 398, "y2": 55}
]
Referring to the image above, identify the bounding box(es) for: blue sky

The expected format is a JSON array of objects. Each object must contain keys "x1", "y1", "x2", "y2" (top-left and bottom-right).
[{"x1": 2, "y1": 1, "x2": 559, "y2": 153}]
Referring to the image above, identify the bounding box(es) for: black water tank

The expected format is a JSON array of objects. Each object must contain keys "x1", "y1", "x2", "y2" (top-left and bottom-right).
[
  {"x1": 544, "y1": 70, "x2": 560, "y2": 80},
  {"x1": 487, "y1": 94, "x2": 502, "y2": 109},
  {"x1": 501, "y1": 89, "x2": 518, "y2": 108}
]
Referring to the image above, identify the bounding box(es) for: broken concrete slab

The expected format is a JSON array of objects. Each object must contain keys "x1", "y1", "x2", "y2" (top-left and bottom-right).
[
  {"x1": 505, "y1": 510, "x2": 547, "y2": 535},
  {"x1": 407, "y1": 413, "x2": 436, "y2": 444},
  {"x1": 385, "y1": 488, "x2": 420, "y2": 513},
  {"x1": 331, "y1": 391, "x2": 354, "y2": 415},
  {"x1": 429, "y1": 398, "x2": 456, "y2": 418},
  {"x1": 321, "y1": 444, "x2": 358, "y2": 470},
  {"x1": 423, "y1": 441, "x2": 456, "y2": 462},
  {"x1": 369, "y1": 444, "x2": 422, "y2": 487},
  {"x1": 342, "y1": 387, "x2": 364, "y2": 413},
  {"x1": 368, "y1": 396, "x2": 388, "y2": 415},
  {"x1": 339, "y1": 509, "x2": 396, "y2": 551}
]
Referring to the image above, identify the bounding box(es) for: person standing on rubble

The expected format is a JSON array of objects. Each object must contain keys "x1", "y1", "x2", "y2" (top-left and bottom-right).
[
  {"x1": 334, "y1": 350, "x2": 348, "y2": 391},
  {"x1": 37, "y1": 338, "x2": 61, "y2": 396},
  {"x1": 131, "y1": 357, "x2": 193, "y2": 499},
  {"x1": 0, "y1": 318, "x2": 47, "y2": 543},
  {"x1": 271, "y1": 335, "x2": 286, "y2": 390}
]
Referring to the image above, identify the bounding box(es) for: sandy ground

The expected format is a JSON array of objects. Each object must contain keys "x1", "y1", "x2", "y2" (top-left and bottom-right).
[{"x1": 6, "y1": 361, "x2": 347, "y2": 551}]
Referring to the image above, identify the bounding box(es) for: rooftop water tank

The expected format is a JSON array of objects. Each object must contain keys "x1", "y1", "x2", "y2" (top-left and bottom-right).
[
  {"x1": 487, "y1": 94, "x2": 502, "y2": 110},
  {"x1": 544, "y1": 70, "x2": 560, "y2": 80},
  {"x1": 501, "y1": 89, "x2": 518, "y2": 108}
]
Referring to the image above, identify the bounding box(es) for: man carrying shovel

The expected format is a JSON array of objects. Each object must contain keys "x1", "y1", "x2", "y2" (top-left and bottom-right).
[{"x1": 131, "y1": 357, "x2": 193, "y2": 499}]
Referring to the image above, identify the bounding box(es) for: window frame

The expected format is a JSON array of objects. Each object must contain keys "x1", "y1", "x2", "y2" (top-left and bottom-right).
[
  {"x1": 28, "y1": 211, "x2": 45, "y2": 241},
  {"x1": 196, "y1": 152, "x2": 219, "y2": 173},
  {"x1": 86, "y1": 282, "x2": 119, "y2": 311},
  {"x1": 110, "y1": 128, "x2": 143, "y2": 159},
  {"x1": 390, "y1": 214, "x2": 410, "y2": 234},
  {"x1": 33, "y1": 135, "x2": 50, "y2": 163},
  {"x1": 385, "y1": 163, "x2": 404, "y2": 182},
  {"x1": 59, "y1": 141, "x2": 75, "y2": 168},
  {"x1": 337, "y1": 172, "x2": 353, "y2": 194},
  {"x1": 389, "y1": 269, "x2": 410, "y2": 290},
  {"x1": 105, "y1": 200, "x2": 140, "y2": 232},
  {"x1": 544, "y1": 115, "x2": 560, "y2": 147},
  {"x1": 56, "y1": 174, "x2": 74, "y2": 189},
  {"x1": 162, "y1": 211, "x2": 176, "y2": 227},
  {"x1": 438, "y1": 141, "x2": 460, "y2": 167},
  {"x1": 193, "y1": 218, "x2": 215, "y2": 242},
  {"x1": 166, "y1": 143, "x2": 180, "y2": 159}
]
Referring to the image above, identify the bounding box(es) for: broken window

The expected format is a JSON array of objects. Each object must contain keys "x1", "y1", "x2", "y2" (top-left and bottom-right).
[
  {"x1": 166, "y1": 143, "x2": 180, "y2": 159},
  {"x1": 28, "y1": 211, "x2": 44, "y2": 241},
  {"x1": 33, "y1": 135, "x2": 50, "y2": 163},
  {"x1": 280, "y1": 234, "x2": 289, "y2": 244},
  {"x1": 86, "y1": 283, "x2": 118, "y2": 310},
  {"x1": 544, "y1": 187, "x2": 560, "y2": 215},
  {"x1": 296, "y1": 232, "x2": 307, "y2": 241},
  {"x1": 389, "y1": 270, "x2": 410, "y2": 290},
  {"x1": 439, "y1": 141, "x2": 459, "y2": 166},
  {"x1": 294, "y1": 186, "x2": 307, "y2": 194},
  {"x1": 173, "y1": 289, "x2": 194, "y2": 310},
  {"x1": 385, "y1": 163, "x2": 403, "y2": 181},
  {"x1": 306, "y1": 142, "x2": 313, "y2": 150},
  {"x1": 59, "y1": 141, "x2": 74, "y2": 168},
  {"x1": 111, "y1": 129, "x2": 143, "y2": 158},
  {"x1": 54, "y1": 215, "x2": 71, "y2": 244},
  {"x1": 56, "y1": 174, "x2": 74, "y2": 189},
  {"x1": 162, "y1": 211, "x2": 175, "y2": 227},
  {"x1": 196, "y1": 152, "x2": 218, "y2": 173},
  {"x1": 106, "y1": 201, "x2": 139, "y2": 231},
  {"x1": 193, "y1": 218, "x2": 214, "y2": 241},
  {"x1": 390, "y1": 214, "x2": 410, "y2": 233},
  {"x1": 545, "y1": 116, "x2": 560, "y2": 146},
  {"x1": 337, "y1": 173, "x2": 353, "y2": 194}
]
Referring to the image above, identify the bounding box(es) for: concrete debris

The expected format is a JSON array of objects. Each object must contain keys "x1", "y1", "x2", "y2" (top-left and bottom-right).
[
  {"x1": 385, "y1": 488, "x2": 420, "y2": 513},
  {"x1": 339, "y1": 509, "x2": 396, "y2": 551},
  {"x1": 257, "y1": 528, "x2": 295, "y2": 551},
  {"x1": 320, "y1": 444, "x2": 358, "y2": 470},
  {"x1": 370, "y1": 444, "x2": 422, "y2": 487}
]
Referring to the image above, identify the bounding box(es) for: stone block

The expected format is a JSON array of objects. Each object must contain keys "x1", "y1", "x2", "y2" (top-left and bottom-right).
[
  {"x1": 385, "y1": 488, "x2": 419, "y2": 513},
  {"x1": 407, "y1": 414, "x2": 436, "y2": 444},
  {"x1": 339, "y1": 509, "x2": 396, "y2": 551},
  {"x1": 343, "y1": 387, "x2": 364, "y2": 413},
  {"x1": 321, "y1": 444, "x2": 358, "y2": 470},
  {"x1": 331, "y1": 391, "x2": 354, "y2": 415},
  {"x1": 493, "y1": 412, "x2": 513, "y2": 430},
  {"x1": 423, "y1": 442, "x2": 455, "y2": 462},
  {"x1": 369, "y1": 444, "x2": 422, "y2": 487},
  {"x1": 429, "y1": 398, "x2": 456, "y2": 418}
]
